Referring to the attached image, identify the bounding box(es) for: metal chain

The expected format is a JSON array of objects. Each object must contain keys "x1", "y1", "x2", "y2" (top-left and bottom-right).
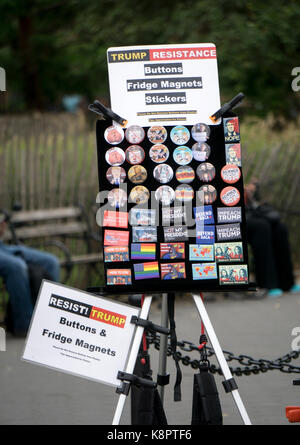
[{"x1": 146, "y1": 332, "x2": 300, "y2": 376}]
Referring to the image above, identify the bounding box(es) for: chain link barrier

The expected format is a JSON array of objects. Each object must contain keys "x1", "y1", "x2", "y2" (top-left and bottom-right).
[{"x1": 147, "y1": 332, "x2": 300, "y2": 376}]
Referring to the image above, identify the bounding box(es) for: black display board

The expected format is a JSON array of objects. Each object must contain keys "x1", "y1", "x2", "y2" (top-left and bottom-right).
[{"x1": 96, "y1": 113, "x2": 253, "y2": 294}]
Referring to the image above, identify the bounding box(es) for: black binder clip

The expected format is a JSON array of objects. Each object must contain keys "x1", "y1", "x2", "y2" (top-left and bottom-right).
[
  {"x1": 88, "y1": 99, "x2": 127, "y2": 127},
  {"x1": 116, "y1": 371, "x2": 157, "y2": 396},
  {"x1": 209, "y1": 92, "x2": 245, "y2": 123},
  {"x1": 130, "y1": 315, "x2": 170, "y2": 336}
]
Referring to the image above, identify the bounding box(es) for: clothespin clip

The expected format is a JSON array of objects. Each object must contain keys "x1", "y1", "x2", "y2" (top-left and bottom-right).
[
  {"x1": 88, "y1": 99, "x2": 128, "y2": 127},
  {"x1": 210, "y1": 93, "x2": 245, "y2": 123}
]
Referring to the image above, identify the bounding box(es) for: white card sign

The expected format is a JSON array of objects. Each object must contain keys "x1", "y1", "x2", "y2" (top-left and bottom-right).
[
  {"x1": 22, "y1": 281, "x2": 140, "y2": 387},
  {"x1": 107, "y1": 43, "x2": 221, "y2": 127}
]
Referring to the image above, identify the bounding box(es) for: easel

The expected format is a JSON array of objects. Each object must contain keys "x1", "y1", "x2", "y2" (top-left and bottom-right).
[{"x1": 111, "y1": 291, "x2": 252, "y2": 425}]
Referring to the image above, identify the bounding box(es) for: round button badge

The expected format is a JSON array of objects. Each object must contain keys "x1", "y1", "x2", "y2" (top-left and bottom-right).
[
  {"x1": 155, "y1": 186, "x2": 175, "y2": 206},
  {"x1": 220, "y1": 186, "x2": 240, "y2": 206},
  {"x1": 170, "y1": 126, "x2": 190, "y2": 145},
  {"x1": 221, "y1": 164, "x2": 241, "y2": 184},
  {"x1": 107, "y1": 188, "x2": 127, "y2": 208},
  {"x1": 198, "y1": 185, "x2": 217, "y2": 204},
  {"x1": 192, "y1": 142, "x2": 211, "y2": 162},
  {"x1": 128, "y1": 165, "x2": 147, "y2": 184},
  {"x1": 104, "y1": 125, "x2": 124, "y2": 145},
  {"x1": 125, "y1": 125, "x2": 145, "y2": 144},
  {"x1": 196, "y1": 162, "x2": 216, "y2": 182},
  {"x1": 125, "y1": 145, "x2": 145, "y2": 165},
  {"x1": 149, "y1": 144, "x2": 169, "y2": 164},
  {"x1": 175, "y1": 166, "x2": 195, "y2": 184},
  {"x1": 191, "y1": 123, "x2": 211, "y2": 142},
  {"x1": 153, "y1": 164, "x2": 173, "y2": 184},
  {"x1": 173, "y1": 146, "x2": 193, "y2": 166},
  {"x1": 147, "y1": 126, "x2": 168, "y2": 144},
  {"x1": 106, "y1": 166, "x2": 126, "y2": 185},
  {"x1": 175, "y1": 184, "x2": 194, "y2": 202},
  {"x1": 129, "y1": 186, "x2": 150, "y2": 204},
  {"x1": 105, "y1": 147, "x2": 125, "y2": 166}
]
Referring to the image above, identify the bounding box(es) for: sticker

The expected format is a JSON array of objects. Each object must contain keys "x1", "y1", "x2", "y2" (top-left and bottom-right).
[
  {"x1": 196, "y1": 162, "x2": 216, "y2": 182},
  {"x1": 161, "y1": 263, "x2": 186, "y2": 280},
  {"x1": 220, "y1": 187, "x2": 240, "y2": 206},
  {"x1": 192, "y1": 263, "x2": 217, "y2": 280},
  {"x1": 192, "y1": 142, "x2": 211, "y2": 162},
  {"x1": 217, "y1": 207, "x2": 242, "y2": 224},
  {"x1": 129, "y1": 186, "x2": 150, "y2": 204},
  {"x1": 193, "y1": 205, "x2": 215, "y2": 225},
  {"x1": 153, "y1": 164, "x2": 174, "y2": 184},
  {"x1": 173, "y1": 146, "x2": 193, "y2": 166},
  {"x1": 128, "y1": 165, "x2": 147, "y2": 184},
  {"x1": 105, "y1": 147, "x2": 125, "y2": 166},
  {"x1": 104, "y1": 229, "x2": 129, "y2": 246},
  {"x1": 175, "y1": 184, "x2": 194, "y2": 202},
  {"x1": 225, "y1": 144, "x2": 241, "y2": 167},
  {"x1": 216, "y1": 223, "x2": 241, "y2": 241},
  {"x1": 196, "y1": 225, "x2": 215, "y2": 244},
  {"x1": 103, "y1": 210, "x2": 128, "y2": 228},
  {"x1": 163, "y1": 226, "x2": 189, "y2": 242},
  {"x1": 131, "y1": 243, "x2": 156, "y2": 260},
  {"x1": 134, "y1": 261, "x2": 160, "y2": 280},
  {"x1": 155, "y1": 186, "x2": 175, "y2": 206},
  {"x1": 198, "y1": 185, "x2": 217, "y2": 204},
  {"x1": 160, "y1": 243, "x2": 185, "y2": 260},
  {"x1": 170, "y1": 125, "x2": 190, "y2": 145},
  {"x1": 125, "y1": 125, "x2": 145, "y2": 144},
  {"x1": 107, "y1": 269, "x2": 132, "y2": 285},
  {"x1": 106, "y1": 166, "x2": 126, "y2": 185},
  {"x1": 129, "y1": 209, "x2": 156, "y2": 226},
  {"x1": 219, "y1": 264, "x2": 248, "y2": 285},
  {"x1": 191, "y1": 123, "x2": 211, "y2": 142},
  {"x1": 107, "y1": 189, "x2": 127, "y2": 208},
  {"x1": 162, "y1": 207, "x2": 186, "y2": 226},
  {"x1": 189, "y1": 244, "x2": 214, "y2": 261},
  {"x1": 223, "y1": 117, "x2": 240, "y2": 143},
  {"x1": 215, "y1": 242, "x2": 243, "y2": 262},
  {"x1": 149, "y1": 144, "x2": 169, "y2": 163},
  {"x1": 175, "y1": 166, "x2": 195, "y2": 184},
  {"x1": 104, "y1": 246, "x2": 129, "y2": 262},
  {"x1": 125, "y1": 145, "x2": 145, "y2": 165},
  {"x1": 104, "y1": 125, "x2": 124, "y2": 145},
  {"x1": 132, "y1": 227, "x2": 157, "y2": 242},
  {"x1": 147, "y1": 126, "x2": 167, "y2": 144},
  {"x1": 221, "y1": 164, "x2": 241, "y2": 184}
]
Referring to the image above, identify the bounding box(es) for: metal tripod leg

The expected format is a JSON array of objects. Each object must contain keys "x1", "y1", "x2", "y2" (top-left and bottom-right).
[
  {"x1": 112, "y1": 295, "x2": 153, "y2": 425},
  {"x1": 157, "y1": 293, "x2": 169, "y2": 404},
  {"x1": 192, "y1": 293, "x2": 252, "y2": 425}
]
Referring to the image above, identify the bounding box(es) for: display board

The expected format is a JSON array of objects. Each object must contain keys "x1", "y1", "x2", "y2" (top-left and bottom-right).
[{"x1": 96, "y1": 114, "x2": 252, "y2": 294}]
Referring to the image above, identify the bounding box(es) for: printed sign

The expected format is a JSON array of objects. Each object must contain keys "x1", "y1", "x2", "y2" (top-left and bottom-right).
[
  {"x1": 107, "y1": 43, "x2": 220, "y2": 126},
  {"x1": 22, "y1": 281, "x2": 140, "y2": 387},
  {"x1": 192, "y1": 263, "x2": 218, "y2": 280},
  {"x1": 160, "y1": 263, "x2": 186, "y2": 280},
  {"x1": 216, "y1": 223, "x2": 241, "y2": 241},
  {"x1": 104, "y1": 246, "x2": 129, "y2": 262},
  {"x1": 219, "y1": 264, "x2": 248, "y2": 285},
  {"x1": 217, "y1": 207, "x2": 242, "y2": 224}
]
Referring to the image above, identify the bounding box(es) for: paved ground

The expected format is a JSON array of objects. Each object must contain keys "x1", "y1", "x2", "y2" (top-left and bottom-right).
[{"x1": 1, "y1": 291, "x2": 300, "y2": 426}]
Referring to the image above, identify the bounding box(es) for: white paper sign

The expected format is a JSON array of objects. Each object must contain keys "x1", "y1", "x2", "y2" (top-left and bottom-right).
[
  {"x1": 23, "y1": 281, "x2": 140, "y2": 387},
  {"x1": 107, "y1": 43, "x2": 220, "y2": 127}
]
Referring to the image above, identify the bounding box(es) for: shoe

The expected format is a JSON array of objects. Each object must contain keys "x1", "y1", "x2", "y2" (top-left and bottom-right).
[
  {"x1": 267, "y1": 288, "x2": 283, "y2": 298},
  {"x1": 289, "y1": 284, "x2": 300, "y2": 294},
  {"x1": 247, "y1": 288, "x2": 268, "y2": 300}
]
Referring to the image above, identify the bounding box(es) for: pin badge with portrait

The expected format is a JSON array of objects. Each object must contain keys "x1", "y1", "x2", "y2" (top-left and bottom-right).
[
  {"x1": 105, "y1": 147, "x2": 125, "y2": 166},
  {"x1": 125, "y1": 145, "x2": 145, "y2": 165},
  {"x1": 125, "y1": 125, "x2": 145, "y2": 144},
  {"x1": 153, "y1": 164, "x2": 173, "y2": 184},
  {"x1": 175, "y1": 184, "x2": 194, "y2": 202},
  {"x1": 223, "y1": 117, "x2": 240, "y2": 143},
  {"x1": 191, "y1": 123, "x2": 211, "y2": 142},
  {"x1": 104, "y1": 125, "x2": 124, "y2": 145},
  {"x1": 175, "y1": 165, "x2": 195, "y2": 184},
  {"x1": 170, "y1": 125, "x2": 190, "y2": 145},
  {"x1": 173, "y1": 146, "x2": 193, "y2": 166},
  {"x1": 147, "y1": 126, "x2": 167, "y2": 144},
  {"x1": 128, "y1": 165, "x2": 147, "y2": 184},
  {"x1": 196, "y1": 162, "x2": 216, "y2": 182},
  {"x1": 129, "y1": 186, "x2": 150, "y2": 205},
  {"x1": 198, "y1": 185, "x2": 217, "y2": 204},
  {"x1": 106, "y1": 166, "x2": 126, "y2": 185},
  {"x1": 155, "y1": 185, "x2": 175, "y2": 206},
  {"x1": 107, "y1": 188, "x2": 127, "y2": 208},
  {"x1": 221, "y1": 164, "x2": 241, "y2": 184},
  {"x1": 149, "y1": 144, "x2": 169, "y2": 164},
  {"x1": 220, "y1": 186, "x2": 240, "y2": 206},
  {"x1": 192, "y1": 142, "x2": 211, "y2": 162}
]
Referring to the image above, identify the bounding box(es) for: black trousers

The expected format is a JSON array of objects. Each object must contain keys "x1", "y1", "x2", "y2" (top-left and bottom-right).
[{"x1": 246, "y1": 216, "x2": 295, "y2": 290}]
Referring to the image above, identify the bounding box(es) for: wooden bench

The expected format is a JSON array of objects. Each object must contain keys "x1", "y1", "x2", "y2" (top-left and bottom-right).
[{"x1": 2, "y1": 206, "x2": 102, "y2": 281}]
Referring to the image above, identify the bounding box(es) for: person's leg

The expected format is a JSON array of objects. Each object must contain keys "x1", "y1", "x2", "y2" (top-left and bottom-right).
[
  {"x1": 246, "y1": 216, "x2": 279, "y2": 289},
  {"x1": 272, "y1": 221, "x2": 295, "y2": 291},
  {"x1": 16, "y1": 245, "x2": 60, "y2": 282},
  {"x1": 0, "y1": 249, "x2": 33, "y2": 333}
]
